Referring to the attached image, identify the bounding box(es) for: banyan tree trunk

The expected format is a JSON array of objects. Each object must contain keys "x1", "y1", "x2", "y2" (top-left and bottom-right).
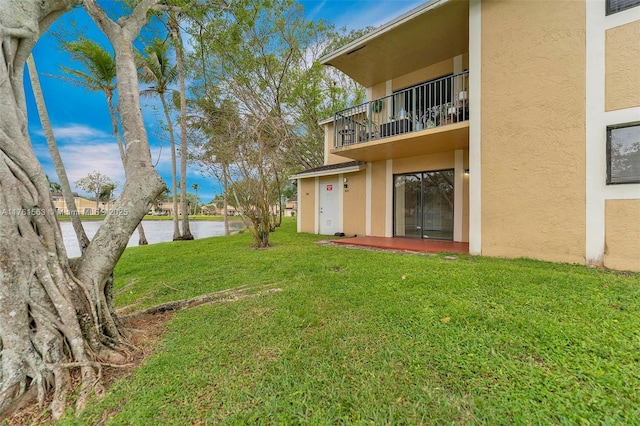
[{"x1": 0, "y1": 0, "x2": 165, "y2": 419}]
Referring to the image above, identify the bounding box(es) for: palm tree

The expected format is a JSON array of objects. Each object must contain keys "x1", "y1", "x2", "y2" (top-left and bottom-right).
[
  {"x1": 28, "y1": 55, "x2": 91, "y2": 252},
  {"x1": 138, "y1": 39, "x2": 182, "y2": 240},
  {"x1": 59, "y1": 39, "x2": 123, "y2": 161},
  {"x1": 50, "y1": 182, "x2": 63, "y2": 193},
  {"x1": 168, "y1": 10, "x2": 194, "y2": 240},
  {"x1": 59, "y1": 38, "x2": 149, "y2": 244},
  {"x1": 191, "y1": 183, "x2": 199, "y2": 214}
]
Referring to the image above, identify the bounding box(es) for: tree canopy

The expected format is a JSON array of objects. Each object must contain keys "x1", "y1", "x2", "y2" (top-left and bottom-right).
[{"x1": 184, "y1": 0, "x2": 365, "y2": 245}]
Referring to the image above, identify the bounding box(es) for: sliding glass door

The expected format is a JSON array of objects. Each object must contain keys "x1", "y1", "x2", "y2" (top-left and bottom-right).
[
  {"x1": 394, "y1": 169, "x2": 454, "y2": 240},
  {"x1": 394, "y1": 174, "x2": 422, "y2": 238}
]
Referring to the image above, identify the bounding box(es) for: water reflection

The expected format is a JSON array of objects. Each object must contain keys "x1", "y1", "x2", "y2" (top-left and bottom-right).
[{"x1": 60, "y1": 220, "x2": 244, "y2": 258}]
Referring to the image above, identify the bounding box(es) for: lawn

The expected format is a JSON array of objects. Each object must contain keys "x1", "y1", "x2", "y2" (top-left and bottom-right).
[{"x1": 63, "y1": 219, "x2": 640, "y2": 425}]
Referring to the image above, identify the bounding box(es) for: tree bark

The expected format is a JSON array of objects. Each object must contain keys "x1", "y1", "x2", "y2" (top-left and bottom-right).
[
  {"x1": 169, "y1": 11, "x2": 193, "y2": 240},
  {"x1": 137, "y1": 222, "x2": 148, "y2": 245},
  {"x1": 0, "y1": 1, "x2": 99, "y2": 419},
  {"x1": 107, "y1": 90, "x2": 126, "y2": 165},
  {"x1": 26, "y1": 54, "x2": 91, "y2": 253},
  {"x1": 158, "y1": 94, "x2": 181, "y2": 240},
  {"x1": 106, "y1": 78, "x2": 148, "y2": 246},
  {"x1": 76, "y1": 0, "x2": 165, "y2": 331},
  {"x1": 120, "y1": 286, "x2": 281, "y2": 319}
]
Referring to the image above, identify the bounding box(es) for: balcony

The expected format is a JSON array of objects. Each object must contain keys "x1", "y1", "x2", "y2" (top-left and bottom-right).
[{"x1": 332, "y1": 71, "x2": 469, "y2": 161}]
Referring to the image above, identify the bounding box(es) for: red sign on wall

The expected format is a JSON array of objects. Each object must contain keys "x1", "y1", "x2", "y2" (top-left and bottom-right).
[{"x1": 326, "y1": 184, "x2": 333, "y2": 191}]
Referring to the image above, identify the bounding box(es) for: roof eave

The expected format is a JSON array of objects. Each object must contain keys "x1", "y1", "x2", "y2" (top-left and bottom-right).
[
  {"x1": 319, "y1": 0, "x2": 450, "y2": 66},
  {"x1": 290, "y1": 163, "x2": 366, "y2": 180},
  {"x1": 318, "y1": 116, "x2": 334, "y2": 126}
]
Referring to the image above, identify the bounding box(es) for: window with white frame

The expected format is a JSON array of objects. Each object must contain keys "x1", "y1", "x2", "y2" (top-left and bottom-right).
[
  {"x1": 606, "y1": 0, "x2": 640, "y2": 14},
  {"x1": 607, "y1": 122, "x2": 640, "y2": 184}
]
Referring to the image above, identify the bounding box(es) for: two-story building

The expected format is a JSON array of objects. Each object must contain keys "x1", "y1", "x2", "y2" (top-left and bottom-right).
[{"x1": 292, "y1": 0, "x2": 640, "y2": 272}]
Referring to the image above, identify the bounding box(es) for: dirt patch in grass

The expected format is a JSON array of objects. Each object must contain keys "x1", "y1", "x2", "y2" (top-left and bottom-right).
[
  {"x1": 318, "y1": 240, "x2": 437, "y2": 257},
  {"x1": 3, "y1": 312, "x2": 172, "y2": 426}
]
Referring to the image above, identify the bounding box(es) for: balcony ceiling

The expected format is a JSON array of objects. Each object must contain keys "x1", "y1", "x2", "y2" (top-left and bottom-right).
[{"x1": 321, "y1": 0, "x2": 469, "y2": 88}]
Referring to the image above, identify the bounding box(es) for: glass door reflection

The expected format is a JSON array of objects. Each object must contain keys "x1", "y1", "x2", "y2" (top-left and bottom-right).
[{"x1": 394, "y1": 169, "x2": 454, "y2": 240}]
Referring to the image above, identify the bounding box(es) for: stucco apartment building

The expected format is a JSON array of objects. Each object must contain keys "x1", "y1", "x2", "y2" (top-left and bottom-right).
[{"x1": 292, "y1": 0, "x2": 640, "y2": 271}]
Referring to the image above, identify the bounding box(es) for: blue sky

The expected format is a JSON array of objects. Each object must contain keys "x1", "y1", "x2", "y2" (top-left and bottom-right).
[{"x1": 27, "y1": 0, "x2": 423, "y2": 204}]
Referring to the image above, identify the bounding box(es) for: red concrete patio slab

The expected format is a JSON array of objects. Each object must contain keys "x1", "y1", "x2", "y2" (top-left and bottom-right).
[{"x1": 331, "y1": 236, "x2": 469, "y2": 254}]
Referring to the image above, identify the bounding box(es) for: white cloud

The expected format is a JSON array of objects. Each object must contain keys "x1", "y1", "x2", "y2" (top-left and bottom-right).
[
  {"x1": 35, "y1": 123, "x2": 185, "y2": 198},
  {"x1": 59, "y1": 143, "x2": 125, "y2": 194},
  {"x1": 37, "y1": 124, "x2": 126, "y2": 196},
  {"x1": 49, "y1": 124, "x2": 113, "y2": 141}
]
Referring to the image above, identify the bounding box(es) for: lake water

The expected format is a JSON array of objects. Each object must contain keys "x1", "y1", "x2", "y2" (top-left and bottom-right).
[{"x1": 61, "y1": 220, "x2": 244, "y2": 258}]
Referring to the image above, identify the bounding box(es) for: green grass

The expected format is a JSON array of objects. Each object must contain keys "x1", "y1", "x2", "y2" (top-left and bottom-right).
[{"x1": 63, "y1": 219, "x2": 640, "y2": 425}]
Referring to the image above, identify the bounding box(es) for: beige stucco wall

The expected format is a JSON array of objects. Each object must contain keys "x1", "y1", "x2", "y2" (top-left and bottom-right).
[
  {"x1": 51, "y1": 195, "x2": 114, "y2": 215},
  {"x1": 605, "y1": 20, "x2": 640, "y2": 111},
  {"x1": 462, "y1": 149, "x2": 469, "y2": 243},
  {"x1": 393, "y1": 151, "x2": 455, "y2": 174},
  {"x1": 604, "y1": 199, "x2": 640, "y2": 272},
  {"x1": 370, "y1": 161, "x2": 388, "y2": 236},
  {"x1": 299, "y1": 178, "x2": 316, "y2": 233},
  {"x1": 392, "y1": 56, "x2": 467, "y2": 92},
  {"x1": 371, "y1": 82, "x2": 386, "y2": 100},
  {"x1": 480, "y1": 0, "x2": 586, "y2": 264},
  {"x1": 368, "y1": 55, "x2": 469, "y2": 99},
  {"x1": 343, "y1": 170, "x2": 367, "y2": 236}
]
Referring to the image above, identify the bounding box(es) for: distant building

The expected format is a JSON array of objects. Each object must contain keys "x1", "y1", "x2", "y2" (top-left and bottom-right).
[
  {"x1": 150, "y1": 198, "x2": 191, "y2": 216},
  {"x1": 200, "y1": 202, "x2": 239, "y2": 216},
  {"x1": 283, "y1": 199, "x2": 297, "y2": 217},
  {"x1": 51, "y1": 192, "x2": 114, "y2": 215},
  {"x1": 200, "y1": 199, "x2": 297, "y2": 217}
]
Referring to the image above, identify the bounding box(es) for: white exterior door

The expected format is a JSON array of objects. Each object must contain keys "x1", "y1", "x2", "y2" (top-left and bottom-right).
[{"x1": 319, "y1": 179, "x2": 339, "y2": 235}]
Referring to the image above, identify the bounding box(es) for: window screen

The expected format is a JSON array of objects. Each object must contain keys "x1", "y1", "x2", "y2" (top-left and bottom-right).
[
  {"x1": 607, "y1": 123, "x2": 640, "y2": 184},
  {"x1": 607, "y1": 0, "x2": 640, "y2": 15}
]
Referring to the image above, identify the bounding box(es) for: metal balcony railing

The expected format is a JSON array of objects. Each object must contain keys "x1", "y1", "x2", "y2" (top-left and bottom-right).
[{"x1": 334, "y1": 71, "x2": 469, "y2": 147}]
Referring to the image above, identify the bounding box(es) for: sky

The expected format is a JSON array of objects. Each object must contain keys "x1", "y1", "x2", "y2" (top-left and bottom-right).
[{"x1": 27, "y1": 0, "x2": 424, "y2": 204}]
